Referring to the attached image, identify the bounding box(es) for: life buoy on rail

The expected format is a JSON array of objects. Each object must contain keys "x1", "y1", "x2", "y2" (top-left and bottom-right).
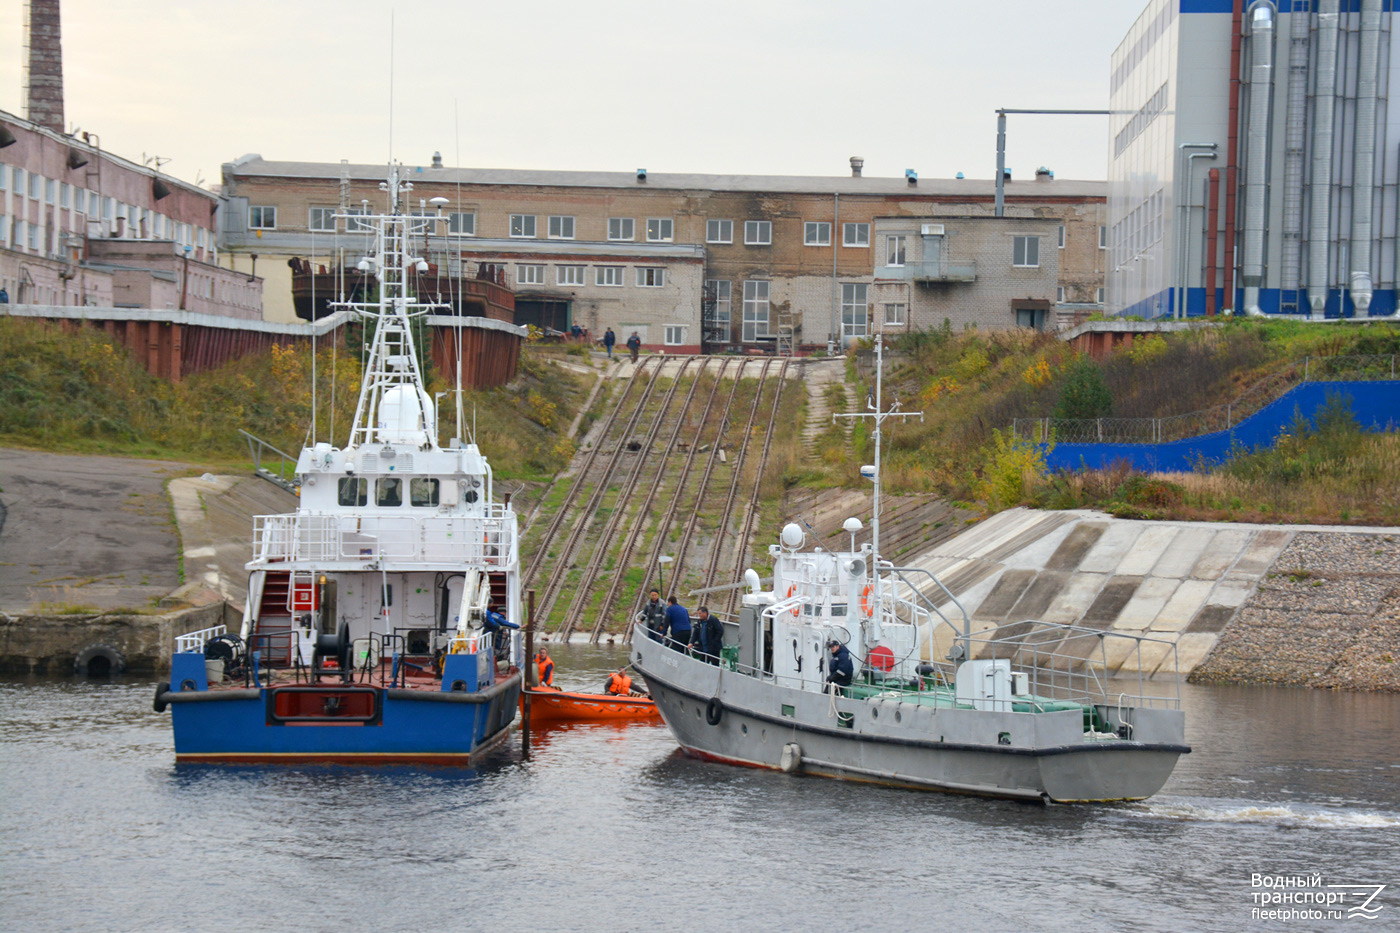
[
  {"x1": 859, "y1": 585, "x2": 874, "y2": 618},
  {"x1": 785, "y1": 584, "x2": 799, "y2": 617},
  {"x1": 705, "y1": 697, "x2": 724, "y2": 726}
]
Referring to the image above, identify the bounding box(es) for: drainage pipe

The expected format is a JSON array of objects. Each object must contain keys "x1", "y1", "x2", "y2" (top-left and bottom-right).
[
  {"x1": 1206, "y1": 168, "x2": 1221, "y2": 316},
  {"x1": 1177, "y1": 145, "x2": 1218, "y2": 318},
  {"x1": 1224, "y1": 0, "x2": 1244, "y2": 314},
  {"x1": 1241, "y1": 1, "x2": 1276, "y2": 317},
  {"x1": 1307, "y1": 1, "x2": 1340, "y2": 315},
  {"x1": 1348, "y1": 0, "x2": 1382, "y2": 316},
  {"x1": 1279, "y1": 2, "x2": 1310, "y2": 291}
]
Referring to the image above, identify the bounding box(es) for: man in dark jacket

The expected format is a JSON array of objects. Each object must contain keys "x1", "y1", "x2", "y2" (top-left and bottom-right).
[
  {"x1": 826, "y1": 639, "x2": 854, "y2": 693},
  {"x1": 690, "y1": 606, "x2": 724, "y2": 663},
  {"x1": 626, "y1": 331, "x2": 642, "y2": 363},
  {"x1": 661, "y1": 596, "x2": 691, "y2": 652},
  {"x1": 603, "y1": 327, "x2": 616, "y2": 359},
  {"x1": 638, "y1": 589, "x2": 666, "y2": 642}
]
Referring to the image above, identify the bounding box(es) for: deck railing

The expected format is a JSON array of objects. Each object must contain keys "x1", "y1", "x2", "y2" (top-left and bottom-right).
[{"x1": 252, "y1": 508, "x2": 517, "y2": 566}]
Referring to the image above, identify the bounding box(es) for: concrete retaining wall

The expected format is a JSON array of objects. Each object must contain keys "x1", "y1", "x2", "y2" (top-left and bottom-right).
[{"x1": 0, "y1": 601, "x2": 233, "y2": 675}]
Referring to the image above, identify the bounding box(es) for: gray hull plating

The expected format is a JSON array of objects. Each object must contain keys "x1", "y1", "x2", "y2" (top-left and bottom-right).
[{"x1": 632, "y1": 643, "x2": 1187, "y2": 803}]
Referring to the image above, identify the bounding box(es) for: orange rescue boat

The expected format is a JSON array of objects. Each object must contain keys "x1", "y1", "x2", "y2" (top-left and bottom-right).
[{"x1": 520, "y1": 687, "x2": 662, "y2": 724}]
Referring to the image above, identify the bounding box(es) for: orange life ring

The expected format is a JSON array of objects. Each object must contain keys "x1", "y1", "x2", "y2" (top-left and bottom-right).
[
  {"x1": 860, "y1": 584, "x2": 874, "y2": 617},
  {"x1": 785, "y1": 584, "x2": 799, "y2": 617}
]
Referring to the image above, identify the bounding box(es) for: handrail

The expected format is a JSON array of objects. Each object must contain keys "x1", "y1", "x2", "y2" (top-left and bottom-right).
[
  {"x1": 241, "y1": 429, "x2": 299, "y2": 492},
  {"x1": 1011, "y1": 353, "x2": 1399, "y2": 445}
]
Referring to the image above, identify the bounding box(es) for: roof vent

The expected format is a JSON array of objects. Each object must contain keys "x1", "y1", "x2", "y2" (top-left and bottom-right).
[
  {"x1": 636, "y1": 168, "x2": 647, "y2": 182},
  {"x1": 905, "y1": 168, "x2": 917, "y2": 185},
  {"x1": 431, "y1": 151, "x2": 443, "y2": 168},
  {"x1": 1035, "y1": 166, "x2": 1053, "y2": 181},
  {"x1": 849, "y1": 156, "x2": 864, "y2": 178},
  {"x1": 956, "y1": 172, "x2": 965, "y2": 180}
]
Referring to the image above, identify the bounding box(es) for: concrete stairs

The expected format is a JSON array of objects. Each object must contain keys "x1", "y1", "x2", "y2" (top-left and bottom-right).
[{"x1": 800, "y1": 360, "x2": 849, "y2": 461}]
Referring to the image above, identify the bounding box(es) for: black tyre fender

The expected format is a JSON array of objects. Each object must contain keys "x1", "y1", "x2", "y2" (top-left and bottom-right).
[
  {"x1": 74, "y1": 643, "x2": 126, "y2": 676},
  {"x1": 705, "y1": 697, "x2": 723, "y2": 726},
  {"x1": 153, "y1": 682, "x2": 170, "y2": 713}
]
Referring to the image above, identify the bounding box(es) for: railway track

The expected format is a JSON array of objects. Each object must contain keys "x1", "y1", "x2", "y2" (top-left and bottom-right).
[
  {"x1": 722, "y1": 359, "x2": 791, "y2": 616},
  {"x1": 528, "y1": 359, "x2": 670, "y2": 623},
  {"x1": 593, "y1": 357, "x2": 734, "y2": 643},
  {"x1": 521, "y1": 356, "x2": 656, "y2": 590},
  {"x1": 555, "y1": 357, "x2": 700, "y2": 639}
]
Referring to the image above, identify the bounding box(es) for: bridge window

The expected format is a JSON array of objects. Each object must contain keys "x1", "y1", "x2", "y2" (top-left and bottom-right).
[
  {"x1": 376, "y1": 478, "x2": 403, "y2": 507},
  {"x1": 410, "y1": 478, "x2": 440, "y2": 507},
  {"x1": 338, "y1": 477, "x2": 368, "y2": 506},
  {"x1": 831, "y1": 604, "x2": 847, "y2": 617}
]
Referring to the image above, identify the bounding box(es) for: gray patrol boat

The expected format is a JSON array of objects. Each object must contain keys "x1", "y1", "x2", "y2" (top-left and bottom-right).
[{"x1": 632, "y1": 336, "x2": 1188, "y2": 803}]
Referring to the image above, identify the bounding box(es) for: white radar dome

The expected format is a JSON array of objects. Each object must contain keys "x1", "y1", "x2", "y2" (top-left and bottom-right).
[
  {"x1": 842, "y1": 517, "x2": 864, "y2": 535},
  {"x1": 780, "y1": 523, "x2": 804, "y2": 549}
]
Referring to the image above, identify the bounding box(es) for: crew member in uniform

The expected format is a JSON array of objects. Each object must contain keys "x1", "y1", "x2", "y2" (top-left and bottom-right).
[{"x1": 826, "y1": 639, "x2": 854, "y2": 694}]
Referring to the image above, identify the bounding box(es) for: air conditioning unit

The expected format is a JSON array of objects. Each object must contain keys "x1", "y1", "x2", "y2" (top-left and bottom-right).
[{"x1": 921, "y1": 223, "x2": 945, "y2": 236}]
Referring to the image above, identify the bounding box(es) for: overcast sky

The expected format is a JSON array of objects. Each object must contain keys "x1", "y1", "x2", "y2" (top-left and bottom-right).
[{"x1": 1, "y1": 0, "x2": 1144, "y2": 188}]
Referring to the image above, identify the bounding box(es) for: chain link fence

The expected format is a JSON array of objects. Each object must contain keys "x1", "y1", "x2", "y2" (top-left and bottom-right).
[{"x1": 1011, "y1": 355, "x2": 1398, "y2": 445}]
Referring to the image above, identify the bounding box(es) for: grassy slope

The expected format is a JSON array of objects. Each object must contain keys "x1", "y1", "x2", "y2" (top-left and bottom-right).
[{"x1": 801, "y1": 319, "x2": 1400, "y2": 525}]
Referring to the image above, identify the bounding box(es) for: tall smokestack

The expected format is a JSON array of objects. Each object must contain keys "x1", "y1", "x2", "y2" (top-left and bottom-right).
[{"x1": 22, "y1": 0, "x2": 65, "y2": 133}]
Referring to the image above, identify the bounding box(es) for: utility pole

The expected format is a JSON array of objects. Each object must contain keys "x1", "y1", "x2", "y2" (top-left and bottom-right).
[{"x1": 994, "y1": 109, "x2": 1112, "y2": 217}]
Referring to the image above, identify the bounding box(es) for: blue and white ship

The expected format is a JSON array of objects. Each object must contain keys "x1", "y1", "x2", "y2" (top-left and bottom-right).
[{"x1": 156, "y1": 166, "x2": 522, "y2": 762}]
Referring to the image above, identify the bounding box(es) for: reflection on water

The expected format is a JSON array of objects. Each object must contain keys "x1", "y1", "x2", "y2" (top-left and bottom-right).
[{"x1": 2, "y1": 649, "x2": 1398, "y2": 933}]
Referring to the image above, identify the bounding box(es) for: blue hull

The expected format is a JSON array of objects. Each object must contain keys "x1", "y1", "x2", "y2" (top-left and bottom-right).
[{"x1": 164, "y1": 677, "x2": 522, "y2": 763}]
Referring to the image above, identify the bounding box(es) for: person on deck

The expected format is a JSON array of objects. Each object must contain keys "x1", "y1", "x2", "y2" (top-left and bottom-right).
[
  {"x1": 605, "y1": 667, "x2": 646, "y2": 697},
  {"x1": 661, "y1": 596, "x2": 691, "y2": 653},
  {"x1": 826, "y1": 639, "x2": 854, "y2": 694},
  {"x1": 626, "y1": 331, "x2": 642, "y2": 363},
  {"x1": 535, "y1": 647, "x2": 557, "y2": 689},
  {"x1": 603, "y1": 327, "x2": 616, "y2": 359},
  {"x1": 483, "y1": 604, "x2": 518, "y2": 660},
  {"x1": 637, "y1": 589, "x2": 666, "y2": 642},
  {"x1": 689, "y1": 606, "x2": 724, "y2": 664}
]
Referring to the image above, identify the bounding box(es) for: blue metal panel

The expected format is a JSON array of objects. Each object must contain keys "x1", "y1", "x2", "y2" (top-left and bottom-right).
[
  {"x1": 442, "y1": 653, "x2": 479, "y2": 692},
  {"x1": 170, "y1": 653, "x2": 208, "y2": 691},
  {"x1": 1046, "y1": 381, "x2": 1400, "y2": 472},
  {"x1": 1117, "y1": 286, "x2": 1399, "y2": 320}
]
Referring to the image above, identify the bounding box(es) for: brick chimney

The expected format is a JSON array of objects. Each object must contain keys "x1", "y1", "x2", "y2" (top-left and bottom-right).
[{"x1": 22, "y1": 0, "x2": 65, "y2": 133}]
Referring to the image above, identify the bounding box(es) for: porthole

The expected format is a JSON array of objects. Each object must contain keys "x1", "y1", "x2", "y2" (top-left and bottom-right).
[
  {"x1": 894, "y1": 710, "x2": 902, "y2": 723},
  {"x1": 871, "y1": 707, "x2": 879, "y2": 719}
]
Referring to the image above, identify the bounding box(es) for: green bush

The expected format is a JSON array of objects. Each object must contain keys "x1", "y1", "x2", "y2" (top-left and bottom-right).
[{"x1": 1054, "y1": 356, "x2": 1113, "y2": 420}]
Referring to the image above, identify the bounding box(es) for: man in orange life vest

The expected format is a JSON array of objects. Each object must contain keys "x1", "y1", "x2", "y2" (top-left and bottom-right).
[
  {"x1": 535, "y1": 648, "x2": 557, "y2": 689},
  {"x1": 605, "y1": 667, "x2": 645, "y2": 697}
]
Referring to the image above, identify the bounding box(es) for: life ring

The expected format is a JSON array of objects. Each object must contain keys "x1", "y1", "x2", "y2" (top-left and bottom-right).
[
  {"x1": 74, "y1": 643, "x2": 126, "y2": 677},
  {"x1": 705, "y1": 697, "x2": 724, "y2": 726},
  {"x1": 152, "y1": 682, "x2": 170, "y2": 713},
  {"x1": 859, "y1": 585, "x2": 874, "y2": 618},
  {"x1": 785, "y1": 584, "x2": 799, "y2": 617}
]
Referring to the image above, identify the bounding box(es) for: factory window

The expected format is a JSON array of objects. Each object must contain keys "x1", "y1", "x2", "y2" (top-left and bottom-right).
[
  {"x1": 376, "y1": 478, "x2": 403, "y2": 508},
  {"x1": 742, "y1": 280, "x2": 770, "y2": 342},
  {"x1": 842, "y1": 223, "x2": 869, "y2": 247},
  {"x1": 884, "y1": 303, "x2": 906, "y2": 326},
  {"x1": 1013, "y1": 235, "x2": 1040, "y2": 268},
  {"x1": 89, "y1": 190, "x2": 99, "y2": 215},
  {"x1": 557, "y1": 265, "x2": 585, "y2": 286},
  {"x1": 0, "y1": 214, "x2": 7, "y2": 246},
  {"x1": 1058, "y1": 225, "x2": 1066, "y2": 249},
  {"x1": 60, "y1": 183, "x2": 70, "y2": 209},
  {"x1": 338, "y1": 477, "x2": 368, "y2": 507},
  {"x1": 886, "y1": 236, "x2": 906, "y2": 267},
  {"x1": 548, "y1": 215, "x2": 575, "y2": 239},
  {"x1": 447, "y1": 212, "x2": 475, "y2": 235},
  {"x1": 1097, "y1": 287, "x2": 1106, "y2": 304},
  {"x1": 596, "y1": 265, "x2": 624, "y2": 287},
  {"x1": 1057, "y1": 287, "x2": 1066, "y2": 303},
  {"x1": 804, "y1": 222, "x2": 830, "y2": 246},
  {"x1": 1099, "y1": 225, "x2": 1108, "y2": 249},
  {"x1": 706, "y1": 279, "x2": 732, "y2": 327},
  {"x1": 706, "y1": 219, "x2": 732, "y2": 244},
  {"x1": 840, "y1": 284, "x2": 869, "y2": 339},
  {"x1": 343, "y1": 208, "x2": 372, "y2": 232},
  {"x1": 646, "y1": 217, "x2": 673, "y2": 242},
  {"x1": 248, "y1": 206, "x2": 277, "y2": 230},
  {"x1": 29, "y1": 172, "x2": 40, "y2": 199},
  {"x1": 12, "y1": 220, "x2": 24, "y2": 251},
  {"x1": 410, "y1": 478, "x2": 440, "y2": 507},
  {"x1": 509, "y1": 214, "x2": 537, "y2": 238},
  {"x1": 608, "y1": 217, "x2": 634, "y2": 241},
  {"x1": 636, "y1": 267, "x2": 666, "y2": 287},
  {"x1": 308, "y1": 207, "x2": 337, "y2": 232},
  {"x1": 28, "y1": 223, "x2": 39, "y2": 250},
  {"x1": 665, "y1": 326, "x2": 686, "y2": 346},
  {"x1": 45, "y1": 179, "x2": 55, "y2": 204},
  {"x1": 10, "y1": 167, "x2": 21, "y2": 193},
  {"x1": 744, "y1": 220, "x2": 772, "y2": 245},
  {"x1": 516, "y1": 264, "x2": 546, "y2": 285}
]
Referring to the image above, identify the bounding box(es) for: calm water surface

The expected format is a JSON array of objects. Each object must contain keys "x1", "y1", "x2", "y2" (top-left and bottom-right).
[{"x1": 2, "y1": 644, "x2": 1397, "y2": 933}]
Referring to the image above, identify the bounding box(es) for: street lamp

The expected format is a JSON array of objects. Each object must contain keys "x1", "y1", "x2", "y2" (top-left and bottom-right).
[{"x1": 657, "y1": 555, "x2": 673, "y2": 598}]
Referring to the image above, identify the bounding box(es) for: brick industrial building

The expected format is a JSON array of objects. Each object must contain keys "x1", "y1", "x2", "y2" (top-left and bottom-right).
[{"x1": 220, "y1": 155, "x2": 1108, "y2": 350}]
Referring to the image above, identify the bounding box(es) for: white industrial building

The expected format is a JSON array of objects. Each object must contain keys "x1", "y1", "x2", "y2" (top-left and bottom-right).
[{"x1": 1109, "y1": 0, "x2": 1400, "y2": 320}]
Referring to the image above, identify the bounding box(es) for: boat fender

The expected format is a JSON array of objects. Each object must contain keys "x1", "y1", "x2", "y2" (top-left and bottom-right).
[
  {"x1": 705, "y1": 697, "x2": 723, "y2": 726},
  {"x1": 152, "y1": 682, "x2": 170, "y2": 713},
  {"x1": 74, "y1": 643, "x2": 126, "y2": 677},
  {"x1": 780, "y1": 743, "x2": 802, "y2": 773}
]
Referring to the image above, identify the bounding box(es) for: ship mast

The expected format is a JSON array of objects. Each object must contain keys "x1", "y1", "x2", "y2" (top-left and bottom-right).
[
  {"x1": 834, "y1": 333, "x2": 922, "y2": 637},
  {"x1": 336, "y1": 164, "x2": 444, "y2": 449}
]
